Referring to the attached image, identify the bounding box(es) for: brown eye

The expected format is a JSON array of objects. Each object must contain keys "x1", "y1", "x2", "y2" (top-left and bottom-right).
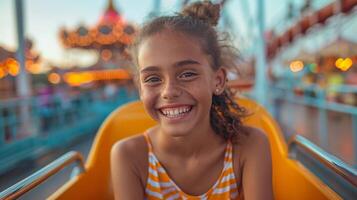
[
  {"x1": 144, "y1": 76, "x2": 161, "y2": 83},
  {"x1": 179, "y1": 72, "x2": 197, "y2": 79}
]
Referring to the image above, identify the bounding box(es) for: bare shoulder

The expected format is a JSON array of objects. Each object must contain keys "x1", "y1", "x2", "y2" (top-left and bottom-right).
[
  {"x1": 111, "y1": 134, "x2": 147, "y2": 170},
  {"x1": 111, "y1": 134, "x2": 147, "y2": 157},
  {"x1": 110, "y1": 134, "x2": 148, "y2": 199},
  {"x1": 111, "y1": 134, "x2": 148, "y2": 181},
  {"x1": 233, "y1": 126, "x2": 274, "y2": 199},
  {"x1": 234, "y1": 126, "x2": 271, "y2": 163}
]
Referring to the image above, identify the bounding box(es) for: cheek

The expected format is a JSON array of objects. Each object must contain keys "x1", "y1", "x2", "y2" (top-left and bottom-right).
[
  {"x1": 140, "y1": 87, "x2": 153, "y2": 106},
  {"x1": 191, "y1": 76, "x2": 215, "y2": 97},
  {"x1": 140, "y1": 87, "x2": 160, "y2": 119},
  {"x1": 185, "y1": 81, "x2": 213, "y2": 107}
]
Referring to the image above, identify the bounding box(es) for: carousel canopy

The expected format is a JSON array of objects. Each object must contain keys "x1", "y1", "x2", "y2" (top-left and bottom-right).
[
  {"x1": 59, "y1": 0, "x2": 135, "y2": 51},
  {"x1": 319, "y1": 37, "x2": 357, "y2": 57}
]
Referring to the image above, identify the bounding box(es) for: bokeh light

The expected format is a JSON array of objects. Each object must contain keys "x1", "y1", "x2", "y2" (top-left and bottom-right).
[
  {"x1": 48, "y1": 72, "x2": 61, "y2": 84},
  {"x1": 290, "y1": 60, "x2": 304, "y2": 72}
]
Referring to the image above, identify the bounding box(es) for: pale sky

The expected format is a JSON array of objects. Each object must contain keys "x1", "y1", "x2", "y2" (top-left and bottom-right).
[{"x1": 1, "y1": 0, "x2": 345, "y2": 70}]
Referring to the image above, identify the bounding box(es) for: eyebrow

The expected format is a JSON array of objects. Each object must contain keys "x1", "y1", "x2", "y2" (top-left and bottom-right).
[
  {"x1": 140, "y1": 59, "x2": 201, "y2": 74},
  {"x1": 140, "y1": 66, "x2": 159, "y2": 74},
  {"x1": 174, "y1": 59, "x2": 201, "y2": 67}
]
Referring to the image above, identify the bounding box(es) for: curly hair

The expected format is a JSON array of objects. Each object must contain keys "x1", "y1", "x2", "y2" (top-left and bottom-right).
[{"x1": 130, "y1": 0, "x2": 249, "y2": 141}]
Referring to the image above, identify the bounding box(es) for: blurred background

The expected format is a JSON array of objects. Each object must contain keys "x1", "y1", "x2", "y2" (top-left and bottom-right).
[{"x1": 0, "y1": 0, "x2": 356, "y2": 199}]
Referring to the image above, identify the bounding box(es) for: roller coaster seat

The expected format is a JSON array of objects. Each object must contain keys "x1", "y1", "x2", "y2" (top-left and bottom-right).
[{"x1": 48, "y1": 98, "x2": 340, "y2": 200}]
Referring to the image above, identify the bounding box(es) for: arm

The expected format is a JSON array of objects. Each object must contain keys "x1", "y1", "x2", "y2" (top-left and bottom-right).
[
  {"x1": 111, "y1": 140, "x2": 145, "y2": 200},
  {"x1": 241, "y1": 129, "x2": 274, "y2": 200}
]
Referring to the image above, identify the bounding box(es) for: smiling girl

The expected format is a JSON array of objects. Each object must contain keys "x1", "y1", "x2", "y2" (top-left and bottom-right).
[{"x1": 111, "y1": 1, "x2": 273, "y2": 199}]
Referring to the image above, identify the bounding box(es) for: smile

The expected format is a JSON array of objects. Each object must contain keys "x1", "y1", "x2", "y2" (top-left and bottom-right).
[{"x1": 159, "y1": 105, "x2": 193, "y2": 118}]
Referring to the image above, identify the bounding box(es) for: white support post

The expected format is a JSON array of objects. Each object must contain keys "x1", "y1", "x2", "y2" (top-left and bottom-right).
[
  {"x1": 254, "y1": 0, "x2": 268, "y2": 107},
  {"x1": 15, "y1": 0, "x2": 33, "y2": 137}
]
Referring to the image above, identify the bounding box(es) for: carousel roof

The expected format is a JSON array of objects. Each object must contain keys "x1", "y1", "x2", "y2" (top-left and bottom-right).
[
  {"x1": 99, "y1": 0, "x2": 123, "y2": 25},
  {"x1": 320, "y1": 37, "x2": 357, "y2": 57},
  {"x1": 59, "y1": 0, "x2": 135, "y2": 50}
]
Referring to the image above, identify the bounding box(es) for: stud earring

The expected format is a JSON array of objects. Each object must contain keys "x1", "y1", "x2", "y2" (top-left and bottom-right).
[{"x1": 215, "y1": 88, "x2": 220, "y2": 94}]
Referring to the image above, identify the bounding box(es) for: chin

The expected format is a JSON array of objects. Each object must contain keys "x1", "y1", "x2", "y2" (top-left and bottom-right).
[{"x1": 160, "y1": 123, "x2": 193, "y2": 137}]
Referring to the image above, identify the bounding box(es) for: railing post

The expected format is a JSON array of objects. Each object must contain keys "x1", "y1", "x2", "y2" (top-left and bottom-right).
[
  {"x1": 0, "y1": 111, "x2": 4, "y2": 145},
  {"x1": 317, "y1": 88, "x2": 328, "y2": 149},
  {"x1": 352, "y1": 115, "x2": 357, "y2": 167}
]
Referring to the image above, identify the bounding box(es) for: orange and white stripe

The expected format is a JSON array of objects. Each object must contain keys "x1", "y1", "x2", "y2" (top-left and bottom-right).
[{"x1": 143, "y1": 133, "x2": 240, "y2": 200}]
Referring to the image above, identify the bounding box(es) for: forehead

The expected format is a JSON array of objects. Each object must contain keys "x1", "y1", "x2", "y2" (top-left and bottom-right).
[{"x1": 137, "y1": 30, "x2": 208, "y2": 69}]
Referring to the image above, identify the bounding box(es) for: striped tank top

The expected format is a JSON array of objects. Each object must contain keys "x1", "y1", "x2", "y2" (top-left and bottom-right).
[{"x1": 143, "y1": 133, "x2": 239, "y2": 200}]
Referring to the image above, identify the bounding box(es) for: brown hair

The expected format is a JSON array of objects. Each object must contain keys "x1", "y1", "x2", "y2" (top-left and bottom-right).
[{"x1": 131, "y1": 0, "x2": 248, "y2": 141}]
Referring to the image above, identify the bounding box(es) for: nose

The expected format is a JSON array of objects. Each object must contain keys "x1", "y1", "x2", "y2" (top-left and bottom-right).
[{"x1": 161, "y1": 79, "x2": 182, "y2": 100}]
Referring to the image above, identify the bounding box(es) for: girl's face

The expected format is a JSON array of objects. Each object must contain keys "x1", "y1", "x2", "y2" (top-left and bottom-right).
[{"x1": 137, "y1": 30, "x2": 226, "y2": 136}]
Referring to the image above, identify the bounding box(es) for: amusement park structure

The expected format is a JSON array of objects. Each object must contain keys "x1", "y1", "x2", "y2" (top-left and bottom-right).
[
  {"x1": 56, "y1": 0, "x2": 135, "y2": 87},
  {"x1": 0, "y1": 40, "x2": 41, "y2": 98},
  {"x1": 59, "y1": 0, "x2": 135, "y2": 66},
  {"x1": 266, "y1": 0, "x2": 357, "y2": 59},
  {"x1": 0, "y1": 0, "x2": 357, "y2": 199}
]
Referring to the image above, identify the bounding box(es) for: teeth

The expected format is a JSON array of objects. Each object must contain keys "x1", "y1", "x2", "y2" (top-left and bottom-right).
[{"x1": 160, "y1": 106, "x2": 191, "y2": 117}]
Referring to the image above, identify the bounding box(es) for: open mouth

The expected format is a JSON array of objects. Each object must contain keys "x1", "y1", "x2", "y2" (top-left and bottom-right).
[{"x1": 159, "y1": 105, "x2": 193, "y2": 119}]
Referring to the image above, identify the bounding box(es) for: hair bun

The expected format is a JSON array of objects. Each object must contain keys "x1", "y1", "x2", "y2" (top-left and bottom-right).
[{"x1": 181, "y1": 1, "x2": 221, "y2": 26}]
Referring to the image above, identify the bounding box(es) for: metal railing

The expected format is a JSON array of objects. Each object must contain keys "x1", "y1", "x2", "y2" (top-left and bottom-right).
[
  {"x1": 289, "y1": 134, "x2": 357, "y2": 185},
  {"x1": 270, "y1": 83, "x2": 357, "y2": 165},
  {"x1": 288, "y1": 134, "x2": 357, "y2": 199},
  {"x1": 0, "y1": 151, "x2": 85, "y2": 200},
  {"x1": 0, "y1": 87, "x2": 138, "y2": 174}
]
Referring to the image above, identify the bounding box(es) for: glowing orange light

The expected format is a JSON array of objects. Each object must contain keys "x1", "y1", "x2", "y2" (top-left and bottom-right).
[
  {"x1": 335, "y1": 58, "x2": 352, "y2": 71},
  {"x1": 65, "y1": 73, "x2": 82, "y2": 86},
  {"x1": 101, "y1": 49, "x2": 112, "y2": 61},
  {"x1": 25, "y1": 60, "x2": 33, "y2": 70},
  {"x1": 0, "y1": 68, "x2": 6, "y2": 79},
  {"x1": 4, "y1": 58, "x2": 20, "y2": 76},
  {"x1": 48, "y1": 73, "x2": 61, "y2": 84},
  {"x1": 8, "y1": 64, "x2": 20, "y2": 76},
  {"x1": 290, "y1": 60, "x2": 304, "y2": 72},
  {"x1": 64, "y1": 72, "x2": 94, "y2": 86},
  {"x1": 63, "y1": 69, "x2": 130, "y2": 86},
  {"x1": 25, "y1": 60, "x2": 41, "y2": 74},
  {"x1": 81, "y1": 72, "x2": 94, "y2": 83},
  {"x1": 31, "y1": 64, "x2": 41, "y2": 73}
]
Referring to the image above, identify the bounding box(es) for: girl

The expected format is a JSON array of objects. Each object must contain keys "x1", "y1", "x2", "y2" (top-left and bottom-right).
[{"x1": 111, "y1": 1, "x2": 273, "y2": 199}]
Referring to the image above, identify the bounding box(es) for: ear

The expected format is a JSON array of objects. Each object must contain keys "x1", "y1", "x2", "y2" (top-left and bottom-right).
[{"x1": 213, "y1": 67, "x2": 227, "y2": 95}]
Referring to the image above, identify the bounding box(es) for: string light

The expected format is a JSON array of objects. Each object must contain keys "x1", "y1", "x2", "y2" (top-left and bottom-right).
[
  {"x1": 6, "y1": 58, "x2": 20, "y2": 76},
  {"x1": 290, "y1": 60, "x2": 304, "y2": 72},
  {"x1": 48, "y1": 73, "x2": 61, "y2": 84},
  {"x1": 101, "y1": 49, "x2": 113, "y2": 61},
  {"x1": 335, "y1": 57, "x2": 352, "y2": 71},
  {"x1": 63, "y1": 69, "x2": 130, "y2": 86}
]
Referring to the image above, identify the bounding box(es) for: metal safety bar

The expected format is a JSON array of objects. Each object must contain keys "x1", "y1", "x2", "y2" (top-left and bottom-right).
[
  {"x1": 288, "y1": 134, "x2": 357, "y2": 187},
  {"x1": 0, "y1": 151, "x2": 85, "y2": 200}
]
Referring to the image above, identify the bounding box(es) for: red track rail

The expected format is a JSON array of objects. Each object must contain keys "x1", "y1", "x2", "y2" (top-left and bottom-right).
[{"x1": 267, "y1": 0, "x2": 357, "y2": 59}]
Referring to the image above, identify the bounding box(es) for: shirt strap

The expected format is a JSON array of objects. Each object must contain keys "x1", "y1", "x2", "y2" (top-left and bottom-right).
[{"x1": 143, "y1": 131, "x2": 153, "y2": 152}]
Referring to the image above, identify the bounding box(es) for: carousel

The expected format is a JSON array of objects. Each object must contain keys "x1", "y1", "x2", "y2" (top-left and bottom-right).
[{"x1": 57, "y1": 0, "x2": 135, "y2": 87}]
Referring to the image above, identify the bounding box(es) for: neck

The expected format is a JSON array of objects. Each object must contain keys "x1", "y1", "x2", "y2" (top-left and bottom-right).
[{"x1": 157, "y1": 121, "x2": 225, "y2": 158}]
